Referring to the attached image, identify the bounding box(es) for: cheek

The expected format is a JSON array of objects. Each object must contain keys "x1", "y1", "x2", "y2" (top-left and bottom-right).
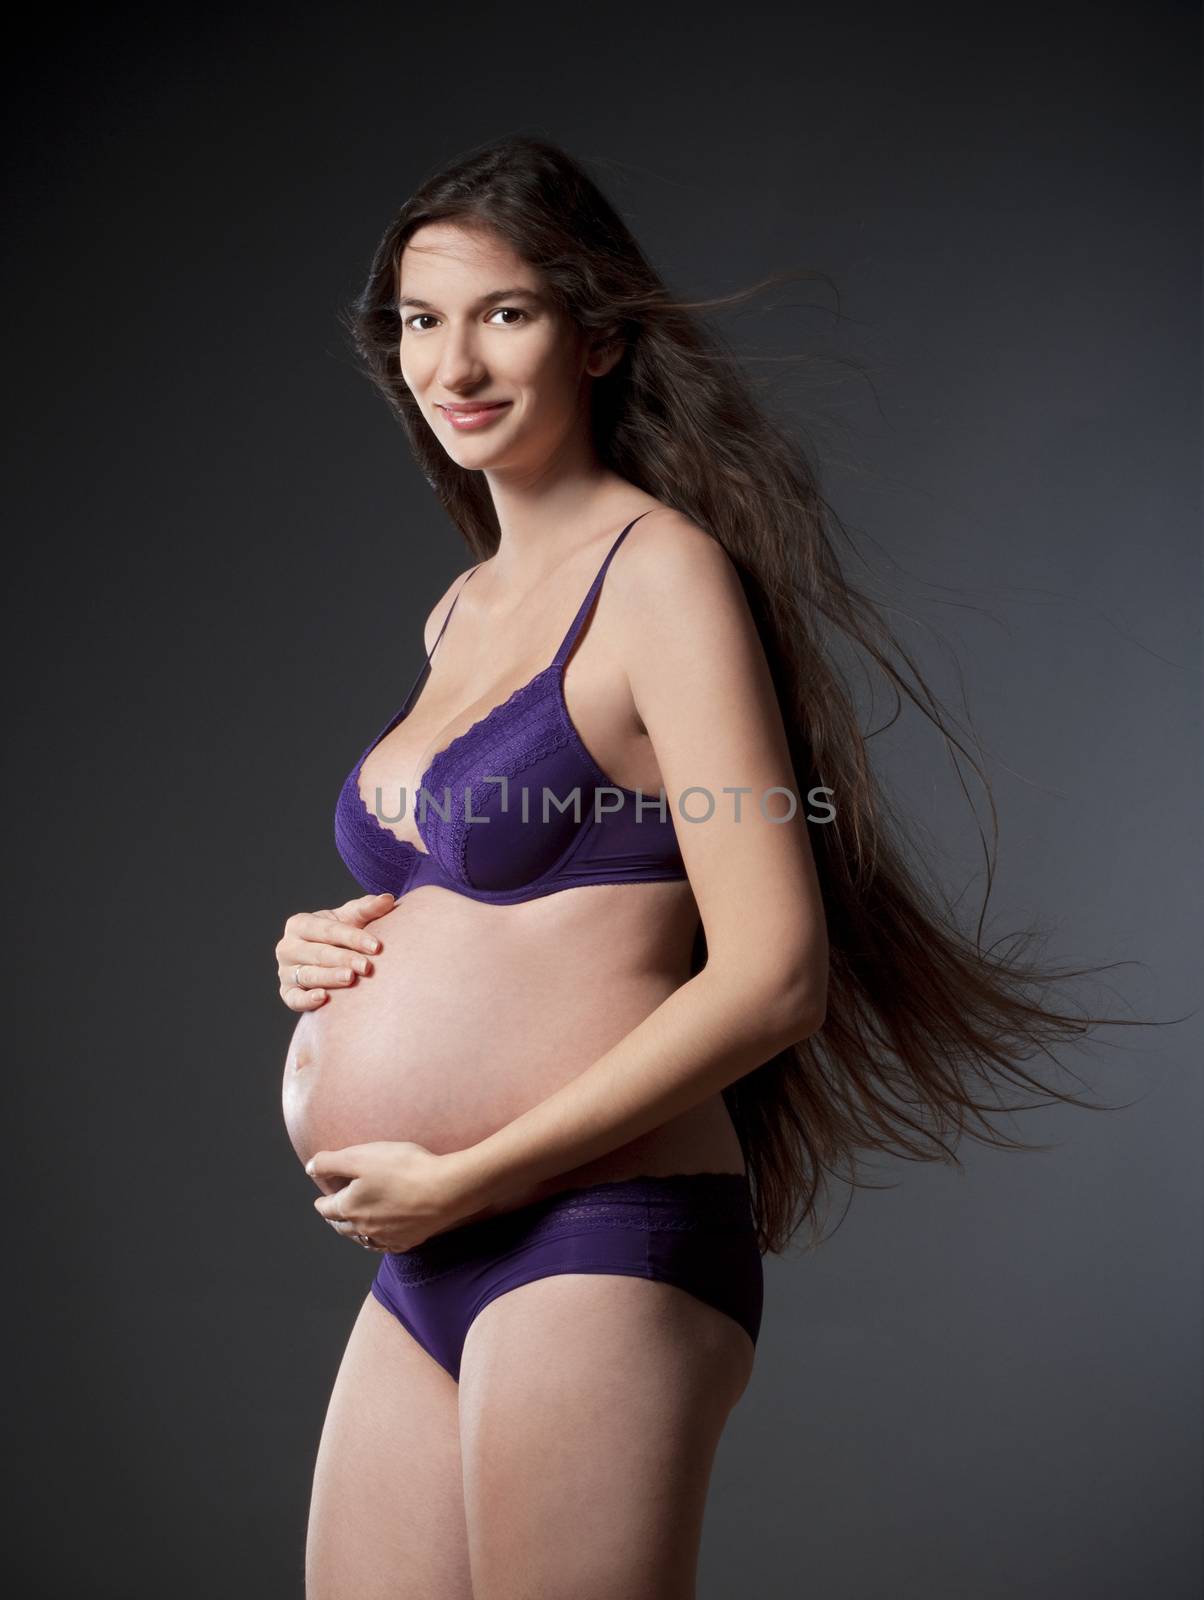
[
  {"x1": 521, "y1": 341, "x2": 584, "y2": 404},
  {"x1": 398, "y1": 338, "x2": 436, "y2": 387}
]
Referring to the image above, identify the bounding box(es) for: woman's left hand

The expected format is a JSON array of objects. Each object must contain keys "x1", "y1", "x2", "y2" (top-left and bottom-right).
[{"x1": 306, "y1": 1141, "x2": 474, "y2": 1253}]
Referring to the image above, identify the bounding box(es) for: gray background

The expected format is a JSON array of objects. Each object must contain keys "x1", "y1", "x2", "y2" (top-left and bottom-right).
[{"x1": 6, "y1": 3, "x2": 1199, "y2": 1595}]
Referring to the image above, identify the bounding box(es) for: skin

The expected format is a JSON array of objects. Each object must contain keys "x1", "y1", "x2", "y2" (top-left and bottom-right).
[{"x1": 278, "y1": 220, "x2": 829, "y2": 1596}]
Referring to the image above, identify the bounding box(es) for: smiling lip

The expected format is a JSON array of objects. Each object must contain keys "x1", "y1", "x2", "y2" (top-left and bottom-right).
[{"x1": 438, "y1": 401, "x2": 512, "y2": 431}]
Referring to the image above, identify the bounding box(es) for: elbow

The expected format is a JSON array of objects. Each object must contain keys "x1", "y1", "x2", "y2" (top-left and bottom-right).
[
  {"x1": 780, "y1": 940, "x2": 828, "y2": 1042},
  {"x1": 709, "y1": 938, "x2": 827, "y2": 1047},
  {"x1": 745, "y1": 966, "x2": 826, "y2": 1048},
  {"x1": 774, "y1": 935, "x2": 829, "y2": 1040},
  {"x1": 776, "y1": 983, "x2": 826, "y2": 1045}
]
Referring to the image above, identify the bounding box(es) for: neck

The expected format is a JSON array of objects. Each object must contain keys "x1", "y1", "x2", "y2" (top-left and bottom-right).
[{"x1": 481, "y1": 453, "x2": 638, "y2": 588}]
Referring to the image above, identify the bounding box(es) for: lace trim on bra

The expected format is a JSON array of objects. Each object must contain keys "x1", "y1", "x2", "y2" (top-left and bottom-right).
[
  {"x1": 382, "y1": 1171, "x2": 755, "y2": 1285},
  {"x1": 422, "y1": 665, "x2": 573, "y2": 881},
  {"x1": 336, "y1": 771, "x2": 422, "y2": 889}
]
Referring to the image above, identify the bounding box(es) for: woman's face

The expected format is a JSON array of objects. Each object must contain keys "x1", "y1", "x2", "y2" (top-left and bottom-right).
[{"x1": 396, "y1": 221, "x2": 614, "y2": 473}]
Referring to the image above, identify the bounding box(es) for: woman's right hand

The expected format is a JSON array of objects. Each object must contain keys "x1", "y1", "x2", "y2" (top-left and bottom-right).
[{"x1": 275, "y1": 893, "x2": 397, "y2": 1011}]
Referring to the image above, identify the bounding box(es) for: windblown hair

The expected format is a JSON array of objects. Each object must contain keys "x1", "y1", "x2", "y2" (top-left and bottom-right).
[{"x1": 341, "y1": 135, "x2": 1153, "y2": 1255}]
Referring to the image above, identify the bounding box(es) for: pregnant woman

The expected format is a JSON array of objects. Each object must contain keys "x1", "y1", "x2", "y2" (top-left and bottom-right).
[{"x1": 276, "y1": 138, "x2": 1115, "y2": 1599}]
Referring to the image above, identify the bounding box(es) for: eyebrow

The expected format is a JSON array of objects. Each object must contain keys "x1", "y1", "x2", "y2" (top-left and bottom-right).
[{"x1": 395, "y1": 286, "x2": 542, "y2": 313}]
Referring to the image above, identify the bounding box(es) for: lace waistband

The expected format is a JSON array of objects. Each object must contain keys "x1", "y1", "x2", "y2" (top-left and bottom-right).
[{"x1": 384, "y1": 1170, "x2": 755, "y2": 1283}]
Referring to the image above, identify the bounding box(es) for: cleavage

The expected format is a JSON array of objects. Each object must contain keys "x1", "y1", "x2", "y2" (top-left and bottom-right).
[{"x1": 359, "y1": 659, "x2": 554, "y2": 851}]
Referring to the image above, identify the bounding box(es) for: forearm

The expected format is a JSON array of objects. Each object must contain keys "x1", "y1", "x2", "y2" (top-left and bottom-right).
[{"x1": 447, "y1": 965, "x2": 821, "y2": 1212}]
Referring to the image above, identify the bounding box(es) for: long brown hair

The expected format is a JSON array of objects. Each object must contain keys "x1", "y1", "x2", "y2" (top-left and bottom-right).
[{"x1": 341, "y1": 135, "x2": 1162, "y2": 1255}]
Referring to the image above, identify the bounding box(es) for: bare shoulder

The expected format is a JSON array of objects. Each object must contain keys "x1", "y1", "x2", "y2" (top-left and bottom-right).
[
  {"x1": 418, "y1": 560, "x2": 481, "y2": 656},
  {"x1": 609, "y1": 504, "x2": 751, "y2": 636},
  {"x1": 613, "y1": 504, "x2": 737, "y2": 587},
  {"x1": 608, "y1": 503, "x2": 769, "y2": 737}
]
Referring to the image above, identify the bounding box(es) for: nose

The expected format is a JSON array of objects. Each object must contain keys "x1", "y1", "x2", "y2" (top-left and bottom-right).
[{"x1": 435, "y1": 322, "x2": 487, "y2": 394}]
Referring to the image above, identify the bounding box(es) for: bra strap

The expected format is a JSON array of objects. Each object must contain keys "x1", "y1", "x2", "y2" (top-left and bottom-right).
[
  {"x1": 427, "y1": 564, "x2": 480, "y2": 665},
  {"x1": 395, "y1": 564, "x2": 481, "y2": 714},
  {"x1": 552, "y1": 511, "x2": 654, "y2": 668}
]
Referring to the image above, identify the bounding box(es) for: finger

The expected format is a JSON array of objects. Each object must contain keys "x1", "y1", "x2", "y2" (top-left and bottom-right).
[
  {"x1": 288, "y1": 915, "x2": 385, "y2": 958},
  {"x1": 321, "y1": 1211, "x2": 389, "y2": 1247},
  {"x1": 287, "y1": 917, "x2": 383, "y2": 957},
  {"x1": 282, "y1": 955, "x2": 363, "y2": 987},
  {"x1": 327, "y1": 1218, "x2": 388, "y2": 1252},
  {"x1": 307, "y1": 1150, "x2": 359, "y2": 1185},
  {"x1": 332, "y1": 893, "x2": 397, "y2": 927},
  {"x1": 298, "y1": 899, "x2": 393, "y2": 944},
  {"x1": 307, "y1": 1164, "x2": 351, "y2": 1196},
  {"x1": 281, "y1": 984, "x2": 328, "y2": 1011}
]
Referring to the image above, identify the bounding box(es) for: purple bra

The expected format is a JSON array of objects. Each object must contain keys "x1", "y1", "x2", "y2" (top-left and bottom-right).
[{"x1": 334, "y1": 512, "x2": 688, "y2": 905}]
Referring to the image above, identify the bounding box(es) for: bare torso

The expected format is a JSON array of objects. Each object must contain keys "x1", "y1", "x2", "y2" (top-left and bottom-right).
[{"x1": 281, "y1": 517, "x2": 747, "y2": 1213}]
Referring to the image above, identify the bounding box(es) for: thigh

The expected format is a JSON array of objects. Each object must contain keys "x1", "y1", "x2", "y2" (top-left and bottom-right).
[
  {"x1": 305, "y1": 1292, "x2": 473, "y2": 1600},
  {"x1": 457, "y1": 1272, "x2": 756, "y2": 1600}
]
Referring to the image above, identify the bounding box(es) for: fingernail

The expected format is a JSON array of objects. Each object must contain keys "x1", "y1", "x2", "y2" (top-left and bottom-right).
[
  {"x1": 305, "y1": 1158, "x2": 315, "y2": 1174},
  {"x1": 353, "y1": 957, "x2": 369, "y2": 974},
  {"x1": 312, "y1": 990, "x2": 327, "y2": 1003},
  {"x1": 366, "y1": 938, "x2": 380, "y2": 953}
]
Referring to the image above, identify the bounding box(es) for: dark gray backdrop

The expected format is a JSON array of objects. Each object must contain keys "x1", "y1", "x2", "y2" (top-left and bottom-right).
[{"x1": 7, "y1": 3, "x2": 1200, "y2": 1596}]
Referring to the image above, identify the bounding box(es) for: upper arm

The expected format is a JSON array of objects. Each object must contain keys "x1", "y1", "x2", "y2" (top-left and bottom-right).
[{"x1": 613, "y1": 511, "x2": 828, "y2": 1025}]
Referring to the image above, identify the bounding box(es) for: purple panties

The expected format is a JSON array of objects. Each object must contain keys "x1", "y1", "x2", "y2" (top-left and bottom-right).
[{"x1": 370, "y1": 1171, "x2": 764, "y2": 1383}]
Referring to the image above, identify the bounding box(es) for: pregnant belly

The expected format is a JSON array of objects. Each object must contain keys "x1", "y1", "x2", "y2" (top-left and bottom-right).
[{"x1": 281, "y1": 886, "x2": 696, "y2": 1169}]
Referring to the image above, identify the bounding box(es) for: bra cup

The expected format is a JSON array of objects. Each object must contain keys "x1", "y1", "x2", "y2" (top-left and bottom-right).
[
  {"x1": 416, "y1": 674, "x2": 580, "y2": 891},
  {"x1": 412, "y1": 797, "x2": 461, "y2": 883},
  {"x1": 460, "y1": 741, "x2": 598, "y2": 892},
  {"x1": 336, "y1": 764, "x2": 417, "y2": 896}
]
